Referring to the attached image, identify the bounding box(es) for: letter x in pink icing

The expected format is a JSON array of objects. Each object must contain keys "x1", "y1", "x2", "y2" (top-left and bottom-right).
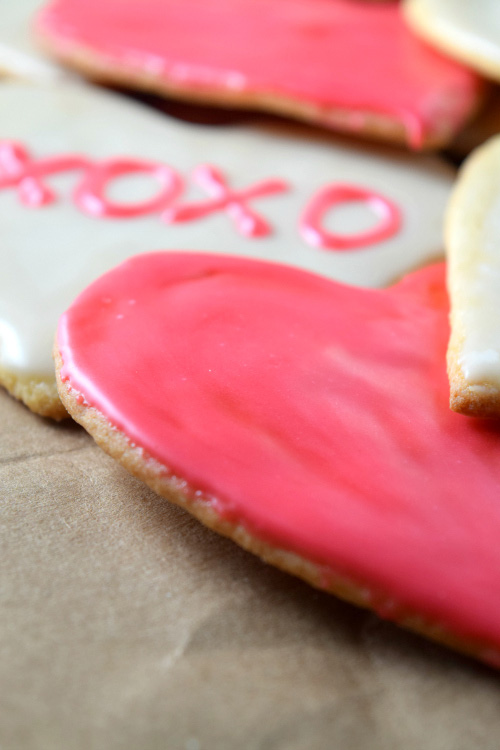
[
  {"x1": 0, "y1": 140, "x2": 88, "y2": 208},
  {"x1": 162, "y1": 164, "x2": 289, "y2": 238},
  {"x1": 0, "y1": 141, "x2": 184, "y2": 219}
]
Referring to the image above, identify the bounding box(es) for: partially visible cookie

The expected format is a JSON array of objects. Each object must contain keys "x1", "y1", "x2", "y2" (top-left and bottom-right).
[
  {"x1": 0, "y1": 0, "x2": 69, "y2": 82},
  {"x1": 36, "y1": 0, "x2": 485, "y2": 149},
  {"x1": 0, "y1": 81, "x2": 455, "y2": 419},
  {"x1": 55, "y1": 251, "x2": 500, "y2": 666},
  {"x1": 446, "y1": 135, "x2": 500, "y2": 417},
  {"x1": 404, "y1": 0, "x2": 500, "y2": 83}
]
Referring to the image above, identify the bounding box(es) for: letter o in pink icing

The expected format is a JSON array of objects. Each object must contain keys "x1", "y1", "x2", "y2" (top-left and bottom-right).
[
  {"x1": 300, "y1": 183, "x2": 402, "y2": 251},
  {"x1": 74, "y1": 158, "x2": 183, "y2": 219}
]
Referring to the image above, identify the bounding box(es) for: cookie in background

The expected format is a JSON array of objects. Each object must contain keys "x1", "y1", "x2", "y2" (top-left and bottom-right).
[
  {"x1": 446, "y1": 134, "x2": 500, "y2": 416},
  {"x1": 36, "y1": 0, "x2": 485, "y2": 149}
]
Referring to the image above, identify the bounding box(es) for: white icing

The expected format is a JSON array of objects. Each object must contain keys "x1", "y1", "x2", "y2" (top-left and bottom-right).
[
  {"x1": 461, "y1": 350, "x2": 500, "y2": 383},
  {"x1": 404, "y1": 0, "x2": 500, "y2": 80},
  {"x1": 0, "y1": 82, "x2": 453, "y2": 379},
  {"x1": 453, "y1": 202, "x2": 500, "y2": 387},
  {"x1": 446, "y1": 131, "x2": 500, "y2": 394},
  {"x1": 0, "y1": 0, "x2": 68, "y2": 82}
]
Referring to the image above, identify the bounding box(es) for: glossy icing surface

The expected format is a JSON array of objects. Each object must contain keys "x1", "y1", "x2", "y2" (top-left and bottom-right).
[
  {"x1": 37, "y1": 0, "x2": 483, "y2": 147},
  {"x1": 404, "y1": 0, "x2": 500, "y2": 82},
  {"x1": 58, "y1": 252, "x2": 500, "y2": 656},
  {"x1": 0, "y1": 0, "x2": 67, "y2": 81},
  {"x1": 0, "y1": 82, "x2": 453, "y2": 379}
]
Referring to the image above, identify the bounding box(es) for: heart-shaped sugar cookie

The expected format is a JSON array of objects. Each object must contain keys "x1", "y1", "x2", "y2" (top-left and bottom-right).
[
  {"x1": 37, "y1": 0, "x2": 484, "y2": 148},
  {"x1": 56, "y1": 252, "x2": 500, "y2": 666}
]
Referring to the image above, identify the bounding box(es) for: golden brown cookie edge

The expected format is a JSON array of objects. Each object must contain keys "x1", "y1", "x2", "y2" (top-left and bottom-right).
[{"x1": 54, "y1": 337, "x2": 498, "y2": 666}]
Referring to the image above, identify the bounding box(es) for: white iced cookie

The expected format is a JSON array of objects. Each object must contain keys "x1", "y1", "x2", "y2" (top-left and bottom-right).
[
  {"x1": 0, "y1": 81, "x2": 454, "y2": 418},
  {"x1": 404, "y1": 0, "x2": 500, "y2": 83},
  {"x1": 446, "y1": 135, "x2": 500, "y2": 417},
  {"x1": 0, "y1": 1, "x2": 70, "y2": 82}
]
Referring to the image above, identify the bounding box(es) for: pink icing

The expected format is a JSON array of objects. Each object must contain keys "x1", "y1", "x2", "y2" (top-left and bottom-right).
[
  {"x1": 0, "y1": 140, "x2": 88, "y2": 207},
  {"x1": 74, "y1": 158, "x2": 183, "y2": 219},
  {"x1": 58, "y1": 252, "x2": 500, "y2": 657},
  {"x1": 0, "y1": 140, "x2": 184, "y2": 218},
  {"x1": 162, "y1": 164, "x2": 289, "y2": 238},
  {"x1": 300, "y1": 184, "x2": 401, "y2": 250},
  {"x1": 0, "y1": 140, "x2": 405, "y2": 249},
  {"x1": 0, "y1": 140, "x2": 288, "y2": 232},
  {"x1": 37, "y1": 0, "x2": 484, "y2": 147}
]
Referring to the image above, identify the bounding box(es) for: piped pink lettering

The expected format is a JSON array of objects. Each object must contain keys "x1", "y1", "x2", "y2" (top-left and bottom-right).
[
  {"x1": 0, "y1": 142, "x2": 403, "y2": 249},
  {"x1": 162, "y1": 164, "x2": 289, "y2": 237},
  {"x1": 0, "y1": 141, "x2": 88, "y2": 208},
  {"x1": 74, "y1": 158, "x2": 183, "y2": 218},
  {"x1": 300, "y1": 183, "x2": 401, "y2": 251}
]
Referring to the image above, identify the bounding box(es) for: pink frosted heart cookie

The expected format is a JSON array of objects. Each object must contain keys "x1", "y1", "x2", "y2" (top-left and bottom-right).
[
  {"x1": 36, "y1": 0, "x2": 484, "y2": 149},
  {"x1": 55, "y1": 251, "x2": 500, "y2": 667}
]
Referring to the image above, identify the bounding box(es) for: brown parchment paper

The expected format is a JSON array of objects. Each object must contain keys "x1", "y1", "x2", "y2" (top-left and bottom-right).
[{"x1": 2, "y1": 387, "x2": 500, "y2": 750}]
